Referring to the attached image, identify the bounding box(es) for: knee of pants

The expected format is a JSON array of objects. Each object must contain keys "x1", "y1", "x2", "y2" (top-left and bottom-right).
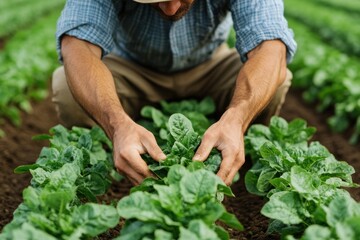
[{"x1": 51, "y1": 66, "x2": 95, "y2": 128}]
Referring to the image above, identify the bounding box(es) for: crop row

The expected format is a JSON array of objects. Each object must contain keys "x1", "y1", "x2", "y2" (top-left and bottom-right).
[
  {"x1": 0, "y1": 9, "x2": 63, "y2": 137},
  {"x1": 245, "y1": 117, "x2": 360, "y2": 239},
  {"x1": 313, "y1": 0, "x2": 360, "y2": 15},
  {"x1": 3, "y1": 97, "x2": 358, "y2": 239},
  {"x1": 0, "y1": 98, "x2": 243, "y2": 239},
  {"x1": 0, "y1": 0, "x2": 65, "y2": 38},
  {"x1": 285, "y1": 0, "x2": 360, "y2": 57},
  {"x1": 0, "y1": 125, "x2": 121, "y2": 239},
  {"x1": 286, "y1": 18, "x2": 360, "y2": 144}
]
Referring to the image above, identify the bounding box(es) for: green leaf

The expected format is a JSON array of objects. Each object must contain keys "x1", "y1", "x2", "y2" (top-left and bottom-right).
[
  {"x1": 154, "y1": 229, "x2": 173, "y2": 240},
  {"x1": 204, "y1": 154, "x2": 221, "y2": 173},
  {"x1": 301, "y1": 225, "x2": 332, "y2": 240},
  {"x1": 290, "y1": 166, "x2": 318, "y2": 195},
  {"x1": 198, "y1": 97, "x2": 216, "y2": 115},
  {"x1": 167, "y1": 165, "x2": 189, "y2": 184},
  {"x1": 168, "y1": 113, "x2": 194, "y2": 141},
  {"x1": 335, "y1": 217, "x2": 360, "y2": 240},
  {"x1": 117, "y1": 191, "x2": 164, "y2": 223},
  {"x1": 131, "y1": 177, "x2": 163, "y2": 193},
  {"x1": 78, "y1": 133, "x2": 92, "y2": 150},
  {"x1": 325, "y1": 194, "x2": 360, "y2": 227},
  {"x1": 214, "y1": 226, "x2": 229, "y2": 240},
  {"x1": 180, "y1": 169, "x2": 217, "y2": 203},
  {"x1": 14, "y1": 164, "x2": 39, "y2": 174},
  {"x1": 217, "y1": 184, "x2": 234, "y2": 197},
  {"x1": 179, "y1": 227, "x2": 199, "y2": 239},
  {"x1": 116, "y1": 221, "x2": 157, "y2": 240},
  {"x1": 219, "y1": 212, "x2": 244, "y2": 230},
  {"x1": 187, "y1": 220, "x2": 221, "y2": 240},
  {"x1": 261, "y1": 191, "x2": 303, "y2": 225},
  {"x1": 71, "y1": 203, "x2": 120, "y2": 237},
  {"x1": 10, "y1": 223, "x2": 57, "y2": 240},
  {"x1": 30, "y1": 168, "x2": 50, "y2": 185},
  {"x1": 257, "y1": 169, "x2": 277, "y2": 193},
  {"x1": 31, "y1": 134, "x2": 51, "y2": 141},
  {"x1": 154, "y1": 184, "x2": 182, "y2": 214}
]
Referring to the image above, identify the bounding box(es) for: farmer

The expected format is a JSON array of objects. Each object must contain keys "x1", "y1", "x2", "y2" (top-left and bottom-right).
[{"x1": 52, "y1": 0, "x2": 296, "y2": 186}]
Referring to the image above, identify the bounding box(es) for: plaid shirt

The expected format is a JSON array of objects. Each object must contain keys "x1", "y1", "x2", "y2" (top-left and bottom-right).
[{"x1": 56, "y1": 0, "x2": 296, "y2": 73}]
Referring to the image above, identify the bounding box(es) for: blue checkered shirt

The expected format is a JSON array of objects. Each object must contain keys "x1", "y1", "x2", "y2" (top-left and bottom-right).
[{"x1": 56, "y1": 0, "x2": 296, "y2": 73}]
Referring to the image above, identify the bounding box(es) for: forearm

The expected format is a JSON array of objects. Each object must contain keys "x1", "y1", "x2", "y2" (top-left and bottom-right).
[
  {"x1": 61, "y1": 35, "x2": 129, "y2": 139},
  {"x1": 226, "y1": 40, "x2": 287, "y2": 130}
]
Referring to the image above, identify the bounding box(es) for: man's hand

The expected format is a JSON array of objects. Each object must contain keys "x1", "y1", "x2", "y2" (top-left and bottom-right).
[
  {"x1": 193, "y1": 108, "x2": 245, "y2": 186},
  {"x1": 61, "y1": 36, "x2": 166, "y2": 185},
  {"x1": 193, "y1": 40, "x2": 287, "y2": 185},
  {"x1": 113, "y1": 117, "x2": 166, "y2": 185}
]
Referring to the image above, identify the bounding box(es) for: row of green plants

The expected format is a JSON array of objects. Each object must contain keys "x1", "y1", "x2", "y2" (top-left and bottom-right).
[
  {"x1": 287, "y1": 18, "x2": 360, "y2": 144},
  {"x1": 313, "y1": 0, "x2": 360, "y2": 15},
  {"x1": 0, "y1": 0, "x2": 65, "y2": 38},
  {"x1": 0, "y1": 98, "x2": 243, "y2": 239},
  {"x1": 245, "y1": 116, "x2": 360, "y2": 239},
  {"x1": 285, "y1": 0, "x2": 360, "y2": 57},
  {"x1": 116, "y1": 98, "x2": 244, "y2": 239},
  {"x1": 0, "y1": 125, "x2": 121, "y2": 239},
  {"x1": 2, "y1": 97, "x2": 359, "y2": 239},
  {"x1": 0, "y1": 9, "x2": 63, "y2": 137}
]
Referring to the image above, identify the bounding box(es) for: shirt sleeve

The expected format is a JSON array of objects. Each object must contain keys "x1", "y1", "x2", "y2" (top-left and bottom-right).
[
  {"x1": 56, "y1": 0, "x2": 120, "y2": 62},
  {"x1": 229, "y1": 0, "x2": 297, "y2": 63}
]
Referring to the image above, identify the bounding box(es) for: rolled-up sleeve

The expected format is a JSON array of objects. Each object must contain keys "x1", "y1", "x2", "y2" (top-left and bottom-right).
[
  {"x1": 56, "y1": 0, "x2": 119, "y2": 61},
  {"x1": 230, "y1": 0, "x2": 297, "y2": 63}
]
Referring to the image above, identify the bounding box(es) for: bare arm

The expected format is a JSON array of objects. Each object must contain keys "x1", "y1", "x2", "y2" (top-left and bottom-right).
[
  {"x1": 61, "y1": 35, "x2": 165, "y2": 185},
  {"x1": 194, "y1": 40, "x2": 287, "y2": 185}
]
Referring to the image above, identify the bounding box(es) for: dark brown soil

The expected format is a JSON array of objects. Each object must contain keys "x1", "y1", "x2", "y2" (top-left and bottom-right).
[
  {"x1": 0, "y1": 87, "x2": 359, "y2": 239},
  {"x1": 0, "y1": 40, "x2": 4, "y2": 50}
]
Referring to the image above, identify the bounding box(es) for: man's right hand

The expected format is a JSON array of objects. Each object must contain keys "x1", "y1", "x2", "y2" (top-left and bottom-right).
[
  {"x1": 61, "y1": 36, "x2": 165, "y2": 185},
  {"x1": 112, "y1": 116, "x2": 166, "y2": 185}
]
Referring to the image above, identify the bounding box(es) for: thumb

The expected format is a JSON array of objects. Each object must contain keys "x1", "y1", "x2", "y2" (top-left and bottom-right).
[
  {"x1": 142, "y1": 134, "x2": 166, "y2": 162},
  {"x1": 193, "y1": 136, "x2": 216, "y2": 162}
]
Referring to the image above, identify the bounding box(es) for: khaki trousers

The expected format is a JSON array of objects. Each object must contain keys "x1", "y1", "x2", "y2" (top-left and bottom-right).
[{"x1": 52, "y1": 44, "x2": 292, "y2": 128}]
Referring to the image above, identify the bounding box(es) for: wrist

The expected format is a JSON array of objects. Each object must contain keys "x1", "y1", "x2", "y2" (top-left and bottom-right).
[
  {"x1": 103, "y1": 111, "x2": 133, "y2": 141},
  {"x1": 220, "y1": 107, "x2": 248, "y2": 133}
]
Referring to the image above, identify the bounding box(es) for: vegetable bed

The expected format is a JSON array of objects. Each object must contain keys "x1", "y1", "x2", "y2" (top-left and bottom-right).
[{"x1": 0, "y1": 88, "x2": 359, "y2": 239}]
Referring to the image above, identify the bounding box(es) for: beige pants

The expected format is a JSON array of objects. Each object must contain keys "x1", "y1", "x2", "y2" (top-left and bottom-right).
[{"x1": 52, "y1": 44, "x2": 292, "y2": 128}]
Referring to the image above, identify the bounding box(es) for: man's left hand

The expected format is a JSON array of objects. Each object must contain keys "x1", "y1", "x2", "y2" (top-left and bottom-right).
[{"x1": 193, "y1": 108, "x2": 245, "y2": 185}]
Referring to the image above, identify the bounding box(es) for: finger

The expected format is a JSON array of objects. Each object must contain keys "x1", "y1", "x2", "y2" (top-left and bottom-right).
[
  {"x1": 126, "y1": 149, "x2": 154, "y2": 178},
  {"x1": 126, "y1": 172, "x2": 143, "y2": 186},
  {"x1": 223, "y1": 154, "x2": 245, "y2": 186},
  {"x1": 141, "y1": 132, "x2": 166, "y2": 161},
  {"x1": 224, "y1": 166, "x2": 242, "y2": 186},
  {"x1": 216, "y1": 149, "x2": 236, "y2": 182},
  {"x1": 193, "y1": 132, "x2": 217, "y2": 161}
]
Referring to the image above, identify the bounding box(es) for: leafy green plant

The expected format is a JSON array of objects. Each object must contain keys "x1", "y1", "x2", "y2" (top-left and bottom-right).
[
  {"x1": 313, "y1": 0, "x2": 360, "y2": 16},
  {"x1": 117, "y1": 164, "x2": 242, "y2": 240},
  {"x1": 286, "y1": 17, "x2": 360, "y2": 144},
  {"x1": 0, "y1": 126, "x2": 121, "y2": 239},
  {"x1": 0, "y1": 7, "x2": 64, "y2": 134},
  {"x1": 285, "y1": 0, "x2": 360, "y2": 57},
  {"x1": 0, "y1": 0, "x2": 65, "y2": 38},
  {"x1": 245, "y1": 116, "x2": 359, "y2": 238},
  {"x1": 117, "y1": 110, "x2": 243, "y2": 239}
]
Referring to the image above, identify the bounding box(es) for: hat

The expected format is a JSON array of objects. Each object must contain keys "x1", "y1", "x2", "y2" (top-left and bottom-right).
[{"x1": 133, "y1": 0, "x2": 172, "y2": 3}]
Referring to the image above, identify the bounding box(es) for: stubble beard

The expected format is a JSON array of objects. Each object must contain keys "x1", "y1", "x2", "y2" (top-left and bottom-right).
[{"x1": 153, "y1": 0, "x2": 195, "y2": 21}]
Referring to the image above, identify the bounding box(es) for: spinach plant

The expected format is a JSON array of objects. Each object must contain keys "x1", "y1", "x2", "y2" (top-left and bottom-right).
[
  {"x1": 244, "y1": 116, "x2": 359, "y2": 238},
  {"x1": 117, "y1": 111, "x2": 243, "y2": 240},
  {"x1": 0, "y1": 126, "x2": 121, "y2": 239}
]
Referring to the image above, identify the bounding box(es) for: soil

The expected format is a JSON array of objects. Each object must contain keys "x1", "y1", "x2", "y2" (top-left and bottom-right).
[{"x1": 0, "y1": 87, "x2": 359, "y2": 239}]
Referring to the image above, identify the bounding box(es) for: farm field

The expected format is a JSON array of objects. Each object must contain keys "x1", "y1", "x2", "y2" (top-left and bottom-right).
[{"x1": 1, "y1": 1, "x2": 360, "y2": 239}]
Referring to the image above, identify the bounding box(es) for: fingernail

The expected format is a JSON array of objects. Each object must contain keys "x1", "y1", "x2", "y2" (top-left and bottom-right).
[
  {"x1": 193, "y1": 154, "x2": 201, "y2": 161},
  {"x1": 159, "y1": 153, "x2": 167, "y2": 160}
]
